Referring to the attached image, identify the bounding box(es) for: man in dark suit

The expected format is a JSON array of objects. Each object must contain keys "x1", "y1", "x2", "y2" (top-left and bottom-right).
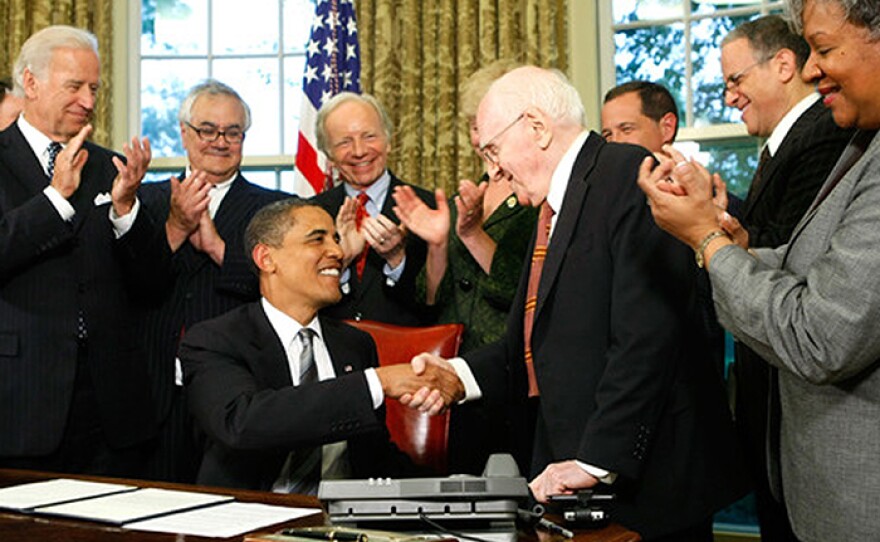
[
  {"x1": 720, "y1": 15, "x2": 853, "y2": 541},
  {"x1": 137, "y1": 80, "x2": 289, "y2": 482},
  {"x1": 179, "y1": 199, "x2": 463, "y2": 491},
  {"x1": 408, "y1": 66, "x2": 748, "y2": 541},
  {"x1": 312, "y1": 92, "x2": 433, "y2": 325},
  {"x1": 0, "y1": 25, "x2": 167, "y2": 476}
]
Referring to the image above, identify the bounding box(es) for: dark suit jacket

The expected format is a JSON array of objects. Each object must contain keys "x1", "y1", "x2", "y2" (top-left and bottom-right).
[
  {"x1": 465, "y1": 133, "x2": 748, "y2": 539},
  {"x1": 312, "y1": 174, "x2": 433, "y2": 325},
  {"x1": 179, "y1": 303, "x2": 418, "y2": 490},
  {"x1": 138, "y1": 174, "x2": 290, "y2": 423},
  {"x1": 0, "y1": 123, "x2": 167, "y2": 456}
]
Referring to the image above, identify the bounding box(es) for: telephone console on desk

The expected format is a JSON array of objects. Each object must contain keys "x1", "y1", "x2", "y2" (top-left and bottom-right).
[{"x1": 318, "y1": 454, "x2": 528, "y2": 534}]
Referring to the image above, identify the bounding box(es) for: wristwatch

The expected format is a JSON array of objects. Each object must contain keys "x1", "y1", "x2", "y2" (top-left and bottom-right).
[{"x1": 695, "y1": 230, "x2": 728, "y2": 269}]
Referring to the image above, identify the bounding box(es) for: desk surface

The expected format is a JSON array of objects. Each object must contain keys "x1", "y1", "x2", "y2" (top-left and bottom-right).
[{"x1": 0, "y1": 469, "x2": 639, "y2": 542}]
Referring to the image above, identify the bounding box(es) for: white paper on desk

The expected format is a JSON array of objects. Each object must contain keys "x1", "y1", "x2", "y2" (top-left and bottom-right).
[
  {"x1": 0, "y1": 478, "x2": 136, "y2": 511},
  {"x1": 34, "y1": 487, "x2": 233, "y2": 524},
  {"x1": 126, "y1": 501, "x2": 321, "y2": 538}
]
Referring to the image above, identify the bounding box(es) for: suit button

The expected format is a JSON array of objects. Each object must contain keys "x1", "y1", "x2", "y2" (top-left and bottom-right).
[{"x1": 458, "y1": 278, "x2": 472, "y2": 292}]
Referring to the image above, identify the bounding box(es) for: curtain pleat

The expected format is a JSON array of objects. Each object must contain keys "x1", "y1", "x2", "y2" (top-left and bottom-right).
[{"x1": 357, "y1": 0, "x2": 568, "y2": 194}]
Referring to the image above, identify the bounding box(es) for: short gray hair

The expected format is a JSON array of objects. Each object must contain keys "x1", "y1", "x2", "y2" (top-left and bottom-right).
[
  {"x1": 723, "y1": 15, "x2": 811, "y2": 70},
  {"x1": 178, "y1": 79, "x2": 252, "y2": 131},
  {"x1": 485, "y1": 66, "x2": 587, "y2": 129},
  {"x1": 786, "y1": 0, "x2": 880, "y2": 40},
  {"x1": 244, "y1": 198, "x2": 316, "y2": 273},
  {"x1": 13, "y1": 25, "x2": 99, "y2": 98},
  {"x1": 315, "y1": 92, "x2": 393, "y2": 156}
]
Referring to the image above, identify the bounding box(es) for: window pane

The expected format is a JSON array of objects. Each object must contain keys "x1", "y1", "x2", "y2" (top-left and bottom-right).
[
  {"x1": 214, "y1": 59, "x2": 281, "y2": 155},
  {"x1": 614, "y1": 25, "x2": 687, "y2": 125},
  {"x1": 141, "y1": 59, "x2": 208, "y2": 157},
  {"x1": 283, "y1": 55, "x2": 307, "y2": 155},
  {"x1": 691, "y1": 14, "x2": 755, "y2": 126},
  {"x1": 284, "y1": 0, "x2": 317, "y2": 54},
  {"x1": 691, "y1": 0, "x2": 763, "y2": 16},
  {"x1": 613, "y1": 0, "x2": 684, "y2": 24},
  {"x1": 279, "y1": 169, "x2": 297, "y2": 195},
  {"x1": 141, "y1": 0, "x2": 208, "y2": 56},
  {"x1": 241, "y1": 169, "x2": 285, "y2": 191},
  {"x1": 212, "y1": 0, "x2": 279, "y2": 55},
  {"x1": 699, "y1": 137, "x2": 761, "y2": 199}
]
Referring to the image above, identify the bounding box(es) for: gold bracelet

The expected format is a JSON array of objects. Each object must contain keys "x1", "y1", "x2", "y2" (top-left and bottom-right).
[{"x1": 695, "y1": 230, "x2": 728, "y2": 269}]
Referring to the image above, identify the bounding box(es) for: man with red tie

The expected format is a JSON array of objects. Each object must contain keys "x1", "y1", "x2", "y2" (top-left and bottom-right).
[
  {"x1": 311, "y1": 92, "x2": 434, "y2": 325},
  {"x1": 407, "y1": 66, "x2": 749, "y2": 541}
]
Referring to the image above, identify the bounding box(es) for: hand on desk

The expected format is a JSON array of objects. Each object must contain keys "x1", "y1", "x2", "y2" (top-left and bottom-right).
[
  {"x1": 375, "y1": 359, "x2": 463, "y2": 413},
  {"x1": 529, "y1": 460, "x2": 599, "y2": 503}
]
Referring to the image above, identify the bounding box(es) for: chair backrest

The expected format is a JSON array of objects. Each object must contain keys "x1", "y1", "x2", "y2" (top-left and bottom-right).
[{"x1": 344, "y1": 319, "x2": 464, "y2": 475}]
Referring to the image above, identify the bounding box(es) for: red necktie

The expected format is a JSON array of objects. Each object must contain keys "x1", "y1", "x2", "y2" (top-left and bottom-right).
[
  {"x1": 355, "y1": 192, "x2": 370, "y2": 279},
  {"x1": 523, "y1": 201, "x2": 554, "y2": 397}
]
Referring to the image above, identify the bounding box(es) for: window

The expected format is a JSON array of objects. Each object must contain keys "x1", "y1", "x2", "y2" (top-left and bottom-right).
[
  {"x1": 599, "y1": 0, "x2": 784, "y2": 198},
  {"x1": 138, "y1": 0, "x2": 316, "y2": 191}
]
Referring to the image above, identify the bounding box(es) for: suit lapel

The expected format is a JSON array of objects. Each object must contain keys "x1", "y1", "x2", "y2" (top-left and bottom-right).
[
  {"x1": 320, "y1": 318, "x2": 364, "y2": 376},
  {"x1": 248, "y1": 303, "x2": 294, "y2": 387},
  {"x1": 0, "y1": 125, "x2": 51, "y2": 194},
  {"x1": 534, "y1": 134, "x2": 598, "y2": 320}
]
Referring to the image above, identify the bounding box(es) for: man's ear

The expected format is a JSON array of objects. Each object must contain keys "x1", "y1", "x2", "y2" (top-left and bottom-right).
[
  {"x1": 659, "y1": 112, "x2": 678, "y2": 146},
  {"x1": 524, "y1": 107, "x2": 552, "y2": 150},
  {"x1": 252, "y1": 244, "x2": 275, "y2": 273},
  {"x1": 22, "y1": 69, "x2": 38, "y2": 100},
  {"x1": 774, "y1": 48, "x2": 798, "y2": 84}
]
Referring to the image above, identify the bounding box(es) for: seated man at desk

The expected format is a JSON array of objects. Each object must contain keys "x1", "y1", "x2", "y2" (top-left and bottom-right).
[{"x1": 179, "y1": 199, "x2": 463, "y2": 492}]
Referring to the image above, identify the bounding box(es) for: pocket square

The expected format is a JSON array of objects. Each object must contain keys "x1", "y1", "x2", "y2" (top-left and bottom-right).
[{"x1": 93, "y1": 192, "x2": 112, "y2": 206}]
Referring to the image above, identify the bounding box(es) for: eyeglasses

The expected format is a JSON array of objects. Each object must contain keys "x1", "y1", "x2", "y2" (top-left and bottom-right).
[
  {"x1": 479, "y1": 113, "x2": 524, "y2": 165},
  {"x1": 723, "y1": 59, "x2": 767, "y2": 99},
  {"x1": 185, "y1": 122, "x2": 245, "y2": 144}
]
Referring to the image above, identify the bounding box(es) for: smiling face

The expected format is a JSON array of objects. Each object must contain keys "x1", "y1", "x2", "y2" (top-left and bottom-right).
[
  {"x1": 324, "y1": 100, "x2": 391, "y2": 189},
  {"x1": 600, "y1": 91, "x2": 672, "y2": 154},
  {"x1": 257, "y1": 205, "x2": 344, "y2": 324},
  {"x1": 721, "y1": 38, "x2": 787, "y2": 137},
  {"x1": 801, "y1": 0, "x2": 880, "y2": 129},
  {"x1": 23, "y1": 47, "x2": 99, "y2": 142},
  {"x1": 181, "y1": 93, "x2": 246, "y2": 184}
]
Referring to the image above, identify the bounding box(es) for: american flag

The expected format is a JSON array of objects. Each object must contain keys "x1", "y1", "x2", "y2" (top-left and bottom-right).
[{"x1": 293, "y1": 0, "x2": 361, "y2": 196}]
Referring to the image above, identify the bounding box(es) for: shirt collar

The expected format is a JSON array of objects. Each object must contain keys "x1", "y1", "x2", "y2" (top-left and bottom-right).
[
  {"x1": 17, "y1": 114, "x2": 56, "y2": 164},
  {"x1": 343, "y1": 170, "x2": 391, "y2": 208},
  {"x1": 766, "y1": 93, "x2": 820, "y2": 157},
  {"x1": 260, "y1": 298, "x2": 323, "y2": 351},
  {"x1": 546, "y1": 130, "x2": 590, "y2": 216}
]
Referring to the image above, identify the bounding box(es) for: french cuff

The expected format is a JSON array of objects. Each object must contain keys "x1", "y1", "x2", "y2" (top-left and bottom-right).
[
  {"x1": 447, "y1": 357, "x2": 482, "y2": 402},
  {"x1": 43, "y1": 185, "x2": 75, "y2": 222},
  {"x1": 364, "y1": 367, "x2": 384, "y2": 409},
  {"x1": 383, "y1": 255, "x2": 406, "y2": 285},
  {"x1": 110, "y1": 197, "x2": 140, "y2": 239},
  {"x1": 575, "y1": 460, "x2": 617, "y2": 485}
]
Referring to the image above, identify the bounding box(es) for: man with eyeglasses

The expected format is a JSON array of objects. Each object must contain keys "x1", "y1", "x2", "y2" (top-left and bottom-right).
[
  {"x1": 406, "y1": 66, "x2": 749, "y2": 541},
  {"x1": 137, "y1": 79, "x2": 290, "y2": 482},
  {"x1": 312, "y1": 92, "x2": 434, "y2": 326},
  {"x1": 721, "y1": 15, "x2": 853, "y2": 542}
]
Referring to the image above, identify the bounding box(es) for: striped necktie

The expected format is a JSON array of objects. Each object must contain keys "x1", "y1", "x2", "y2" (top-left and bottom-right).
[
  {"x1": 523, "y1": 201, "x2": 554, "y2": 397},
  {"x1": 47, "y1": 142, "x2": 62, "y2": 177}
]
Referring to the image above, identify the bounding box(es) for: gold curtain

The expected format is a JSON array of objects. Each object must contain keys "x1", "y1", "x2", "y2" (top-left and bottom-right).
[
  {"x1": 356, "y1": 0, "x2": 568, "y2": 194},
  {"x1": 0, "y1": 0, "x2": 114, "y2": 146}
]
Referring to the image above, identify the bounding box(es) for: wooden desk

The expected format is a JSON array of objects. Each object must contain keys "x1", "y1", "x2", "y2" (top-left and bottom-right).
[{"x1": 0, "y1": 469, "x2": 639, "y2": 542}]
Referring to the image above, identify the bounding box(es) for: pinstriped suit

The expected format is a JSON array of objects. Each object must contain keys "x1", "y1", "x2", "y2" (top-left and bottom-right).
[
  {"x1": 0, "y1": 123, "x2": 166, "y2": 463},
  {"x1": 137, "y1": 173, "x2": 289, "y2": 481}
]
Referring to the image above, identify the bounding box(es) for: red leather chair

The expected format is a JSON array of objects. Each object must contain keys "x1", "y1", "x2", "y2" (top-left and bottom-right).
[{"x1": 344, "y1": 319, "x2": 463, "y2": 475}]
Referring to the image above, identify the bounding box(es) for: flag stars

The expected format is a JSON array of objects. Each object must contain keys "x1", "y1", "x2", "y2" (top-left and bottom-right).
[
  {"x1": 306, "y1": 38, "x2": 321, "y2": 57},
  {"x1": 304, "y1": 65, "x2": 318, "y2": 85},
  {"x1": 323, "y1": 37, "x2": 337, "y2": 57},
  {"x1": 346, "y1": 43, "x2": 357, "y2": 60}
]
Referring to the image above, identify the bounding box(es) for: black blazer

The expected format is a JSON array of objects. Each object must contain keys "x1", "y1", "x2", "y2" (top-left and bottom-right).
[
  {"x1": 743, "y1": 99, "x2": 854, "y2": 247},
  {"x1": 312, "y1": 174, "x2": 433, "y2": 325},
  {"x1": 466, "y1": 133, "x2": 749, "y2": 539},
  {"x1": 0, "y1": 123, "x2": 167, "y2": 455},
  {"x1": 138, "y1": 174, "x2": 290, "y2": 422},
  {"x1": 179, "y1": 303, "x2": 418, "y2": 490}
]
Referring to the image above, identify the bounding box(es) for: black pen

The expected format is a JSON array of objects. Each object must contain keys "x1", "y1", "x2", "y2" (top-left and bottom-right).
[{"x1": 280, "y1": 528, "x2": 368, "y2": 542}]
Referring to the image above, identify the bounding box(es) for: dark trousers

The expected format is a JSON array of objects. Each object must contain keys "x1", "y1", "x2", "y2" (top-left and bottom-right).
[
  {"x1": 647, "y1": 517, "x2": 713, "y2": 542},
  {"x1": 0, "y1": 346, "x2": 150, "y2": 477}
]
